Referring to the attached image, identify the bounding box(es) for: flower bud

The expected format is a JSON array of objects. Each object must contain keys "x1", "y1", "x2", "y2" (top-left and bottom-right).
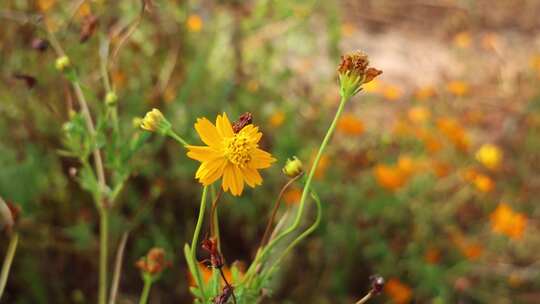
[
  {"x1": 55, "y1": 55, "x2": 71, "y2": 71},
  {"x1": 338, "y1": 51, "x2": 382, "y2": 98},
  {"x1": 283, "y1": 156, "x2": 304, "y2": 178},
  {"x1": 140, "y1": 108, "x2": 171, "y2": 135},
  {"x1": 105, "y1": 91, "x2": 118, "y2": 106}
]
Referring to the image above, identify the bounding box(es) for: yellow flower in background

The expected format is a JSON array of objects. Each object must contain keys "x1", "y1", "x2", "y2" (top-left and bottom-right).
[
  {"x1": 475, "y1": 144, "x2": 502, "y2": 170},
  {"x1": 473, "y1": 174, "x2": 494, "y2": 193},
  {"x1": 77, "y1": 2, "x2": 92, "y2": 18},
  {"x1": 362, "y1": 79, "x2": 381, "y2": 93},
  {"x1": 187, "y1": 14, "x2": 203, "y2": 32},
  {"x1": 385, "y1": 279, "x2": 412, "y2": 304},
  {"x1": 187, "y1": 113, "x2": 276, "y2": 196},
  {"x1": 383, "y1": 85, "x2": 402, "y2": 101},
  {"x1": 38, "y1": 0, "x2": 56, "y2": 11},
  {"x1": 490, "y1": 203, "x2": 527, "y2": 240},
  {"x1": 447, "y1": 81, "x2": 470, "y2": 97},
  {"x1": 269, "y1": 111, "x2": 285, "y2": 128},
  {"x1": 341, "y1": 22, "x2": 356, "y2": 37},
  {"x1": 311, "y1": 153, "x2": 330, "y2": 180},
  {"x1": 337, "y1": 113, "x2": 365, "y2": 136},
  {"x1": 415, "y1": 86, "x2": 436, "y2": 101},
  {"x1": 397, "y1": 155, "x2": 415, "y2": 176},
  {"x1": 530, "y1": 54, "x2": 540, "y2": 73},
  {"x1": 407, "y1": 106, "x2": 431, "y2": 124},
  {"x1": 453, "y1": 31, "x2": 472, "y2": 49}
]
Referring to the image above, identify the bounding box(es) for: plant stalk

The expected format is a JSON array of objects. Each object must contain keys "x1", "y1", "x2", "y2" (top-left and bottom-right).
[
  {"x1": 0, "y1": 233, "x2": 19, "y2": 300},
  {"x1": 99, "y1": 209, "x2": 109, "y2": 304}
]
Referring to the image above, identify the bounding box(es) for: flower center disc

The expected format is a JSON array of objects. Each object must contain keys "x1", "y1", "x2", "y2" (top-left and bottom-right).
[{"x1": 224, "y1": 134, "x2": 252, "y2": 167}]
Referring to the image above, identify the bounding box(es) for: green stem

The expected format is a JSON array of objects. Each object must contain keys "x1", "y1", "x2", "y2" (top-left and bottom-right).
[
  {"x1": 0, "y1": 233, "x2": 19, "y2": 300},
  {"x1": 138, "y1": 275, "x2": 153, "y2": 304},
  {"x1": 262, "y1": 192, "x2": 322, "y2": 283},
  {"x1": 99, "y1": 210, "x2": 109, "y2": 304},
  {"x1": 244, "y1": 95, "x2": 348, "y2": 282},
  {"x1": 168, "y1": 130, "x2": 189, "y2": 146},
  {"x1": 191, "y1": 186, "x2": 208, "y2": 299}
]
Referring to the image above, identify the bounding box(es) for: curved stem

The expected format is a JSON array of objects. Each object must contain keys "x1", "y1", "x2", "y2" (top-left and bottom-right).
[
  {"x1": 168, "y1": 130, "x2": 189, "y2": 147},
  {"x1": 261, "y1": 192, "x2": 322, "y2": 283},
  {"x1": 191, "y1": 186, "x2": 208, "y2": 299},
  {"x1": 244, "y1": 95, "x2": 348, "y2": 282},
  {"x1": 138, "y1": 276, "x2": 153, "y2": 304},
  {"x1": 99, "y1": 210, "x2": 109, "y2": 304},
  {"x1": 0, "y1": 233, "x2": 19, "y2": 300}
]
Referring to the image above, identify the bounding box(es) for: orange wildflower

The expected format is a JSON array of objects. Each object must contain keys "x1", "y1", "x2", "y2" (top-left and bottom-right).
[
  {"x1": 453, "y1": 31, "x2": 472, "y2": 49},
  {"x1": 283, "y1": 187, "x2": 302, "y2": 205},
  {"x1": 446, "y1": 81, "x2": 470, "y2": 97},
  {"x1": 414, "y1": 86, "x2": 436, "y2": 101},
  {"x1": 473, "y1": 174, "x2": 494, "y2": 193},
  {"x1": 425, "y1": 248, "x2": 441, "y2": 264},
  {"x1": 337, "y1": 113, "x2": 365, "y2": 136},
  {"x1": 187, "y1": 14, "x2": 203, "y2": 32},
  {"x1": 383, "y1": 85, "x2": 402, "y2": 101},
  {"x1": 269, "y1": 111, "x2": 285, "y2": 128},
  {"x1": 436, "y1": 117, "x2": 470, "y2": 151},
  {"x1": 374, "y1": 165, "x2": 407, "y2": 191},
  {"x1": 490, "y1": 203, "x2": 527, "y2": 240},
  {"x1": 407, "y1": 106, "x2": 431, "y2": 124},
  {"x1": 311, "y1": 153, "x2": 330, "y2": 180},
  {"x1": 385, "y1": 279, "x2": 412, "y2": 304}
]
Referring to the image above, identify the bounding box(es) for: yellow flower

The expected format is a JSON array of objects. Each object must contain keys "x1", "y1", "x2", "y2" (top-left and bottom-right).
[
  {"x1": 38, "y1": 0, "x2": 56, "y2": 11},
  {"x1": 475, "y1": 144, "x2": 502, "y2": 170},
  {"x1": 187, "y1": 14, "x2": 203, "y2": 32},
  {"x1": 447, "y1": 81, "x2": 469, "y2": 97},
  {"x1": 363, "y1": 79, "x2": 381, "y2": 93},
  {"x1": 453, "y1": 31, "x2": 472, "y2": 49},
  {"x1": 383, "y1": 85, "x2": 402, "y2": 101},
  {"x1": 490, "y1": 203, "x2": 527, "y2": 240},
  {"x1": 385, "y1": 279, "x2": 412, "y2": 304},
  {"x1": 374, "y1": 164, "x2": 408, "y2": 191},
  {"x1": 283, "y1": 156, "x2": 303, "y2": 178},
  {"x1": 186, "y1": 113, "x2": 275, "y2": 196},
  {"x1": 414, "y1": 86, "x2": 436, "y2": 101},
  {"x1": 407, "y1": 106, "x2": 431, "y2": 124},
  {"x1": 337, "y1": 113, "x2": 364, "y2": 136}
]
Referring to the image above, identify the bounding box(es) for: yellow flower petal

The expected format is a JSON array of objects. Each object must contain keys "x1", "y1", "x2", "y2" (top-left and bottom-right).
[
  {"x1": 250, "y1": 148, "x2": 276, "y2": 169},
  {"x1": 186, "y1": 146, "x2": 223, "y2": 162},
  {"x1": 241, "y1": 167, "x2": 263, "y2": 187},
  {"x1": 216, "y1": 113, "x2": 234, "y2": 138},
  {"x1": 194, "y1": 118, "x2": 222, "y2": 147}
]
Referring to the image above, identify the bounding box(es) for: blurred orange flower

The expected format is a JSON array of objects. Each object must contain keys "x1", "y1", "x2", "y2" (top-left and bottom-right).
[
  {"x1": 283, "y1": 187, "x2": 302, "y2": 205},
  {"x1": 414, "y1": 86, "x2": 436, "y2": 101},
  {"x1": 385, "y1": 278, "x2": 412, "y2": 304},
  {"x1": 383, "y1": 85, "x2": 402, "y2": 101},
  {"x1": 269, "y1": 111, "x2": 285, "y2": 128},
  {"x1": 311, "y1": 153, "x2": 330, "y2": 180},
  {"x1": 363, "y1": 79, "x2": 381, "y2": 93},
  {"x1": 187, "y1": 14, "x2": 203, "y2": 32},
  {"x1": 446, "y1": 81, "x2": 470, "y2": 97},
  {"x1": 374, "y1": 164, "x2": 408, "y2": 191},
  {"x1": 436, "y1": 117, "x2": 470, "y2": 151},
  {"x1": 431, "y1": 160, "x2": 451, "y2": 178},
  {"x1": 337, "y1": 114, "x2": 365, "y2": 136},
  {"x1": 490, "y1": 203, "x2": 527, "y2": 240},
  {"x1": 473, "y1": 174, "x2": 494, "y2": 193},
  {"x1": 451, "y1": 232, "x2": 483, "y2": 261},
  {"x1": 188, "y1": 263, "x2": 236, "y2": 287},
  {"x1": 407, "y1": 106, "x2": 431, "y2": 124},
  {"x1": 453, "y1": 31, "x2": 472, "y2": 49},
  {"x1": 38, "y1": 0, "x2": 56, "y2": 11}
]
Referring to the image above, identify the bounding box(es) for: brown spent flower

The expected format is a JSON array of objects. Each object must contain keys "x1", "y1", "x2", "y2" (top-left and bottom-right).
[
  {"x1": 338, "y1": 51, "x2": 382, "y2": 98},
  {"x1": 0, "y1": 199, "x2": 20, "y2": 235},
  {"x1": 136, "y1": 247, "x2": 171, "y2": 276},
  {"x1": 232, "y1": 112, "x2": 253, "y2": 133}
]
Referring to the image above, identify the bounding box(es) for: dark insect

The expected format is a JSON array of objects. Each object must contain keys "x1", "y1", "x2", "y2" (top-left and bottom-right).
[
  {"x1": 13, "y1": 73, "x2": 37, "y2": 89},
  {"x1": 80, "y1": 15, "x2": 98, "y2": 43},
  {"x1": 232, "y1": 112, "x2": 252, "y2": 133}
]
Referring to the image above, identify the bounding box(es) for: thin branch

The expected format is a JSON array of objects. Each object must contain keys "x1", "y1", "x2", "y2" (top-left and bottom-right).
[{"x1": 108, "y1": 232, "x2": 129, "y2": 304}]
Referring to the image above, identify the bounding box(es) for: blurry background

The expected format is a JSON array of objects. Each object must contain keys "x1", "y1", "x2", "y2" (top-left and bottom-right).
[{"x1": 1, "y1": 0, "x2": 540, "y2": 303}]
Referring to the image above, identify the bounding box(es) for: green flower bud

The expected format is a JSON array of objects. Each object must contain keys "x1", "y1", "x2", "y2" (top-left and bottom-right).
[
  {"x1": 283, "y1": 156, "x2": 304, "y2": 178},
  {"x1": 55, "y1": 55, "x2": 71, "y2": 71}
]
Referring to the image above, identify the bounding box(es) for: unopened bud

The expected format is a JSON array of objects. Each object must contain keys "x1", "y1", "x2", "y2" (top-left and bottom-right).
[
  {"x1": 105, "y1": 92, "x2": 118, "y2": 106},
  {"x1": 283, "y1": 156, "x2": 304, "y2": 178},
  {"x1": 140, "y1": 108, "x2": 171, "y2": 135},
  {"x1": 55, "y1": 55, "x2": 71, "y2": 71}
]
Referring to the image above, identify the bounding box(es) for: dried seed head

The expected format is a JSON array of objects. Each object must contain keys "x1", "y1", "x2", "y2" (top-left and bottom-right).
[
  {"x1": 369, "y1": 274, "x2": 385, "y2": 295},
  {"x1": 232, "y1": 112, "x2": 253, "y2": 133},
  {"x1": 338, "y1": 51, "x2": 382, "y2": 98},
  {"x1": 136, "y1": 247, "x2": 171, "y2": 276}
]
